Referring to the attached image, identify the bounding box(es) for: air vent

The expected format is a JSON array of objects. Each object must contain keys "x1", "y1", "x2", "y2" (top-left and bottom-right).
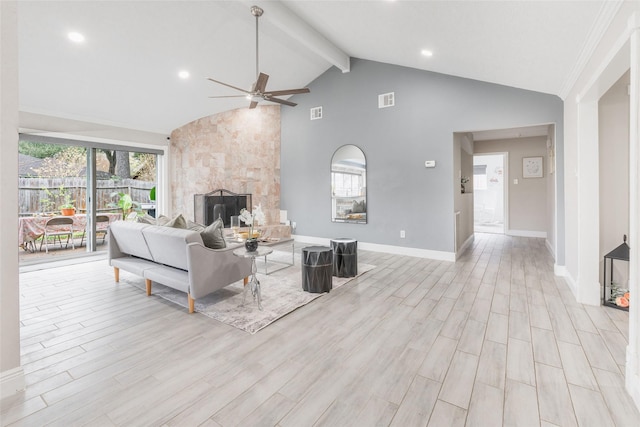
[
  {"x1": 310, "y1": 106, "x2": 323, "y2": 120},
  {"x1": 378, "y1": 92, "x2": 395, "y2": 108}
]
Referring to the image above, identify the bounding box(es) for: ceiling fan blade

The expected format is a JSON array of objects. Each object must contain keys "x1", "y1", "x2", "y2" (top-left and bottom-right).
[
  {"x1": 264, "y1": 97, "x2": 297, "y2": 107},
  {"x1": 254, "y1": 72, "x2": 269, "y2": 93},
  {"x1": 249, "y1": 100, "x2": 259, "y2": 109},
  {"x1": 207, "y1": 78, "x2": 251, "y2": 94},
  {"x1": 265, "y1": 88, "x2": 310, "y2": 97},
  {"x1": 208, "y1": 95, "x2": 249, "y2": 98}
]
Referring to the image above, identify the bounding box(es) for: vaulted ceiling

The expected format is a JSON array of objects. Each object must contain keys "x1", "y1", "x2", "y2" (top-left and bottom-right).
[{"x1": 18, "y1": 0, "x2": 616, "y2": 135}]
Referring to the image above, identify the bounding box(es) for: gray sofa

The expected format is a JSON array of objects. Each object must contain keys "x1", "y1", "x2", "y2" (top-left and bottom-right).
[{"x1": 108, "y1": 220, "x2": 251, "y2": 313}]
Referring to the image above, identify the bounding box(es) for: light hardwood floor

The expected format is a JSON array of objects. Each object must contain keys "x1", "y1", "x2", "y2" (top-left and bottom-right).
[{"x1": 2, "y1": 233, "x2": 638, "y2": 426}]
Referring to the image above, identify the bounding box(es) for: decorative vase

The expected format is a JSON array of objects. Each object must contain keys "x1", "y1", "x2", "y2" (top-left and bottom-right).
[{"x1": 245, "y1": 238, "x2": 258, "y2": 252}]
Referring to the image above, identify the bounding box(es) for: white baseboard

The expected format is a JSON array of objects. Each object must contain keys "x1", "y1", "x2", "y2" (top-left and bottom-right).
[
  {"x1": 626, "y1": 347, "x2": 640, "y2": 413},
  {"x1": 0, "y1": 367, "x2": 25, "y2": 399},
  {"x1": 545, "y1": 239, "x2": 556, "y2": 258},
  {"x1": 293, "y1": 235, "x2": 456, "y2": 262},
  {"x1": 554, "y1": 264, "x2": 578, "y2": 299},
  {"x1": 456, "y1": 234, "x2": 475, "y2": 259},
  {"x1": 507, "y1": 229, "x2": 547, "y2": 238}
]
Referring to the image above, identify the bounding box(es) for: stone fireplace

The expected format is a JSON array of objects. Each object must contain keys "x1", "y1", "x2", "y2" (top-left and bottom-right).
[{"x1": 169, "y1": 105, "x2": 281, "y2": 225}]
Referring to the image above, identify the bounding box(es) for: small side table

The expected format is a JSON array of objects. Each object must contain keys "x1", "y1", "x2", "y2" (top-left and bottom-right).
[
  {"x1": 302, "y1": 246, "x2": 333, "y2": 293},
  {"x1": 330, "y1": 238, "x2": 358, "y2": 277},
  {"x1": 233, "y1": 246, "x2": 273, "y2": 310}
]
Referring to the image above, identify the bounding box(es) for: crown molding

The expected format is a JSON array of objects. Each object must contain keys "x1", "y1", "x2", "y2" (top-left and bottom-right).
[{"x1": 558, "y1": 0, "x2": 624, "y2": 100}]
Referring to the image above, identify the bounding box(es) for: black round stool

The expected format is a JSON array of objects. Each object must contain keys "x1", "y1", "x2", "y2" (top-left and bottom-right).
[
  {"x1": 301, "y1": 246, "x2": 333, "y2": 293},
  {"x1": 330, "y1": 238, "x2": 358, "y2": 277}
]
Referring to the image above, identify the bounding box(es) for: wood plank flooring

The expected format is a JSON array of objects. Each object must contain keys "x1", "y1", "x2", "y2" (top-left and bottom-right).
[{"x1": 2, "y1": 233, "x2": 638, "y2": 426}]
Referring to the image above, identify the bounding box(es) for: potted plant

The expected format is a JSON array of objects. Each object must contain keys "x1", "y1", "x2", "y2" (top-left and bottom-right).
[
  {"x1": 58, "y1": 187, "x2": 75, "y2": 215},
  {"x1": 238, "y1": 204, "x2": 266, "y2": 252},
  {"x1": 109, "y1": 191, "x2": 141, "y2": 219}
]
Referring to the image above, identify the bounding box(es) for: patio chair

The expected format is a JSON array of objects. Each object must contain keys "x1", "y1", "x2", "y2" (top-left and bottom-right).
[
  {"x1": 80, "y1": 214, "x2": 110, "y2": 246},
  {"x1": 39, "y1": 216, "x2": 75, "y2": 253}
]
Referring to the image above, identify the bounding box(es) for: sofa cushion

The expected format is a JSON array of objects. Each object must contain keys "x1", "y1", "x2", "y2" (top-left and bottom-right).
[
  {"x1": 142, "y1": 226, "x2": 203, "y2": 270},
  {"x1": 201, "y1": 218, "x2": 226, "y2": 249},
  {"x1": 109, "y1": 221, "x2": 154, "y2": 260}
]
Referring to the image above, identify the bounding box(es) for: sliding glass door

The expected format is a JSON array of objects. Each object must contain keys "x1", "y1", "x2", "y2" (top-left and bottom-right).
[{"x1": 18, "y1": 136, "x2": 159, "y2": 264}]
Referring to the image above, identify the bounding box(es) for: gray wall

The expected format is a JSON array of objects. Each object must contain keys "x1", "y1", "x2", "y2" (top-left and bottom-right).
[{"x1": 281, "y1": 58, "x2": 564, "y2": 257}]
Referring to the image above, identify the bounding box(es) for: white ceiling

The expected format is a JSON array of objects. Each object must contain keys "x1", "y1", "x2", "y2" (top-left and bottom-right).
[{"x1": 17, "y1": 0, "x2": 613, "y2": 136}]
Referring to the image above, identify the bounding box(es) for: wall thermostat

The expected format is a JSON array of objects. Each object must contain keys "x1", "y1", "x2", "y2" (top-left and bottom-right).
[{"x1": 424, "y1": 160, "x2": 436, "y2": 168}]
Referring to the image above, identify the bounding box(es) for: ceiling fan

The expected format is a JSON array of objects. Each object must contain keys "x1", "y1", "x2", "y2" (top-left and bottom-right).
[{"x1": 208, "y1": 5, "x2": 310, "y2": 109}]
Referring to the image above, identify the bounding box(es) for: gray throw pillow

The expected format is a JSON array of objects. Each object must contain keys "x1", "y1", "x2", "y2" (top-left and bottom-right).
[
  {"x1": 187, "y1": 219, "x2": 205, "y2": 233},
  {"x1": 137, "y1": 213, "x2": 157, "y2": 224},
  {"x1": 164, "y1": 214, "x2": 187, "y2": 229},
  {"x1": 201, "y1": 218, "x2": 226, "y2": 249},
  {"x1": 155, "y1": 215, "x2": 170, "y2": 226}
]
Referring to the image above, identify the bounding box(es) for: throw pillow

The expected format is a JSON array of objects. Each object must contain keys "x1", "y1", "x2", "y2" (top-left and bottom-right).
[
  {"x1": 137, "y1": 213, "x2": 157, "y2": 224},
  {"x1": 155, "y1": 215, "x2": 170, "y2": 226},
  {"x1": 201, "y1": 218, "x2": 226, "y2": 249},
  {"x1": 164, "y1": 214, "x2": 187, "y2": 229},
  {"x1": 187, "y1": 219, "x2": 206, "y2": 233}
]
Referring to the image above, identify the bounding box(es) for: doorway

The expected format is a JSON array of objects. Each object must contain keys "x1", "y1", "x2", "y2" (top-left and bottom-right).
[{"x1": 473, "y1": 153, "x2": 506, "y2": 234}]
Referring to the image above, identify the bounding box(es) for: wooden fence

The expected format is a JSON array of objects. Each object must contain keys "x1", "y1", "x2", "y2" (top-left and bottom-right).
[{"x1": 18, "y1": 177, "x2": 154, "y2": 215}]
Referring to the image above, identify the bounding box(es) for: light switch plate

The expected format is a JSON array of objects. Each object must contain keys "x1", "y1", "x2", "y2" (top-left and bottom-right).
[{"x1": 424, "y1": 160, "x2": 436, "y2": 168}]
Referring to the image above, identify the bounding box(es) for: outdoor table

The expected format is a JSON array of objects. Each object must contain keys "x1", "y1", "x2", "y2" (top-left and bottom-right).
[{"x1": 18, "y1": 213, "x2": 121, "y2": 252}]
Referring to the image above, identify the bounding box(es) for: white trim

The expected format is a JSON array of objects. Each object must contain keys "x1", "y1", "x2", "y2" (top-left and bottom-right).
[
  {"x1": 506, "y1": 229, "x2": 547, "y2": 238},
  {"x1": 0, "y1": 367, "x2": 25, "y2": 399},
  {"x1": 293, "y1": 235, "x2": 456, "y2": 262},
  {"x1": 627, "y1": 346, "x2": 640, "y2": 410},
  {"x1": 456, "y1": 234, "x2": 475, "y2": 260},
  {"x1": 576, "y1": 15, "x2": 634, "y2": 103},
  {"x1": 555, "y1": 264, "x2": 578, "y2": 299},
  {"x1": 546, "y1": 238, "x2": 556, "y2": 258},
  {"x1": 558, "y1": 0, "x2": 624, "y2": 100}
]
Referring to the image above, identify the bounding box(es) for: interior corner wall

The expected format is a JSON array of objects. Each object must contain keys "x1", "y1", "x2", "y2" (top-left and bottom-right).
[
  {"x1": 169, "y1": 106, "x2": 281, "y2": 225},
  {"x1": 0, "y1": 0, "x2": 24, "y2": 398},
  {"x1": 599, "y1": 70, "x2": 631, "y2": 288},
  {"x1": 474, "y1": 136, "x2": 549, "y2": 235},
  {"x1": 563, "y1": 1, "x2": 638, "y2": 292},
  {"x1": 281, "y1": 58, "x2": 564, "y2": 256}
]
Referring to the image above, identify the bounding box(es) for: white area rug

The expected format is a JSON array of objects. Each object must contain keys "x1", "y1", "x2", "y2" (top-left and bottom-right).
[{"x1": 124, "y1": 251, "x2": 374, "y2": 334}]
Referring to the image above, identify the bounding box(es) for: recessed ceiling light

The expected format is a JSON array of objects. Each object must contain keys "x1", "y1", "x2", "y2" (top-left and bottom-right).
[
  {"x1": 67, "y1": 32, "x2": 85, "y2": 43},
  {"x1": 421, "y1": 49, "x2": 433, "y2": 57},
  {"x1": 178, "y1": 70, "x2": 190, "y2": 79}
]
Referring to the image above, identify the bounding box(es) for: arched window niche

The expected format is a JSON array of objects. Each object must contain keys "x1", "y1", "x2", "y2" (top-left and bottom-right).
[{"x1": 331, "y1": 144, "x2": 367, "y2": 224}]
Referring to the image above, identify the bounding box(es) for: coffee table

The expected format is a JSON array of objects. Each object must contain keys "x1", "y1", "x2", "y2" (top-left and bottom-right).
[
  {"x1": 258, "y1": 238, "x2": 295, "y2": 274},
  {"x1": 232, "y1": 246, "x2": 273, "y2": 310},
  {"x1": 227, "y1": 237, "x2": 294, "y2": 275}
]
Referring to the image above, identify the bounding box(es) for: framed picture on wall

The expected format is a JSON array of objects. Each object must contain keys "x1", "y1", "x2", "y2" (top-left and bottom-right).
[{"x1": 523, "y1": 156, "x2": 543, "y2": 178}]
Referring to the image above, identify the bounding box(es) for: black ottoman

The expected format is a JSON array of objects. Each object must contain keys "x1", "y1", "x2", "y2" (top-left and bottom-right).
[
  {"x1": 331, "y1": 238, "x2": 358, "y2": 277},
  {"x1": 301, "y1": 246, "x2": 333, "y2": 293}
]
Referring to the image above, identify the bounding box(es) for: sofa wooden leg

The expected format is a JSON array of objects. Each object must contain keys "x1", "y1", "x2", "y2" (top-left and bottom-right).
[
  {"x1": 145, "y1": 279, "x2": 152, "y2": 296},
  {"x1": 244, "y1": 277, "x2": 249, "y2": 286},
  {"x1": 114, "y1": 267, "x2": 120, "y2": 283},
  {"x1": 188, "y1": 293, "x2": 195, "y2": 313}
]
